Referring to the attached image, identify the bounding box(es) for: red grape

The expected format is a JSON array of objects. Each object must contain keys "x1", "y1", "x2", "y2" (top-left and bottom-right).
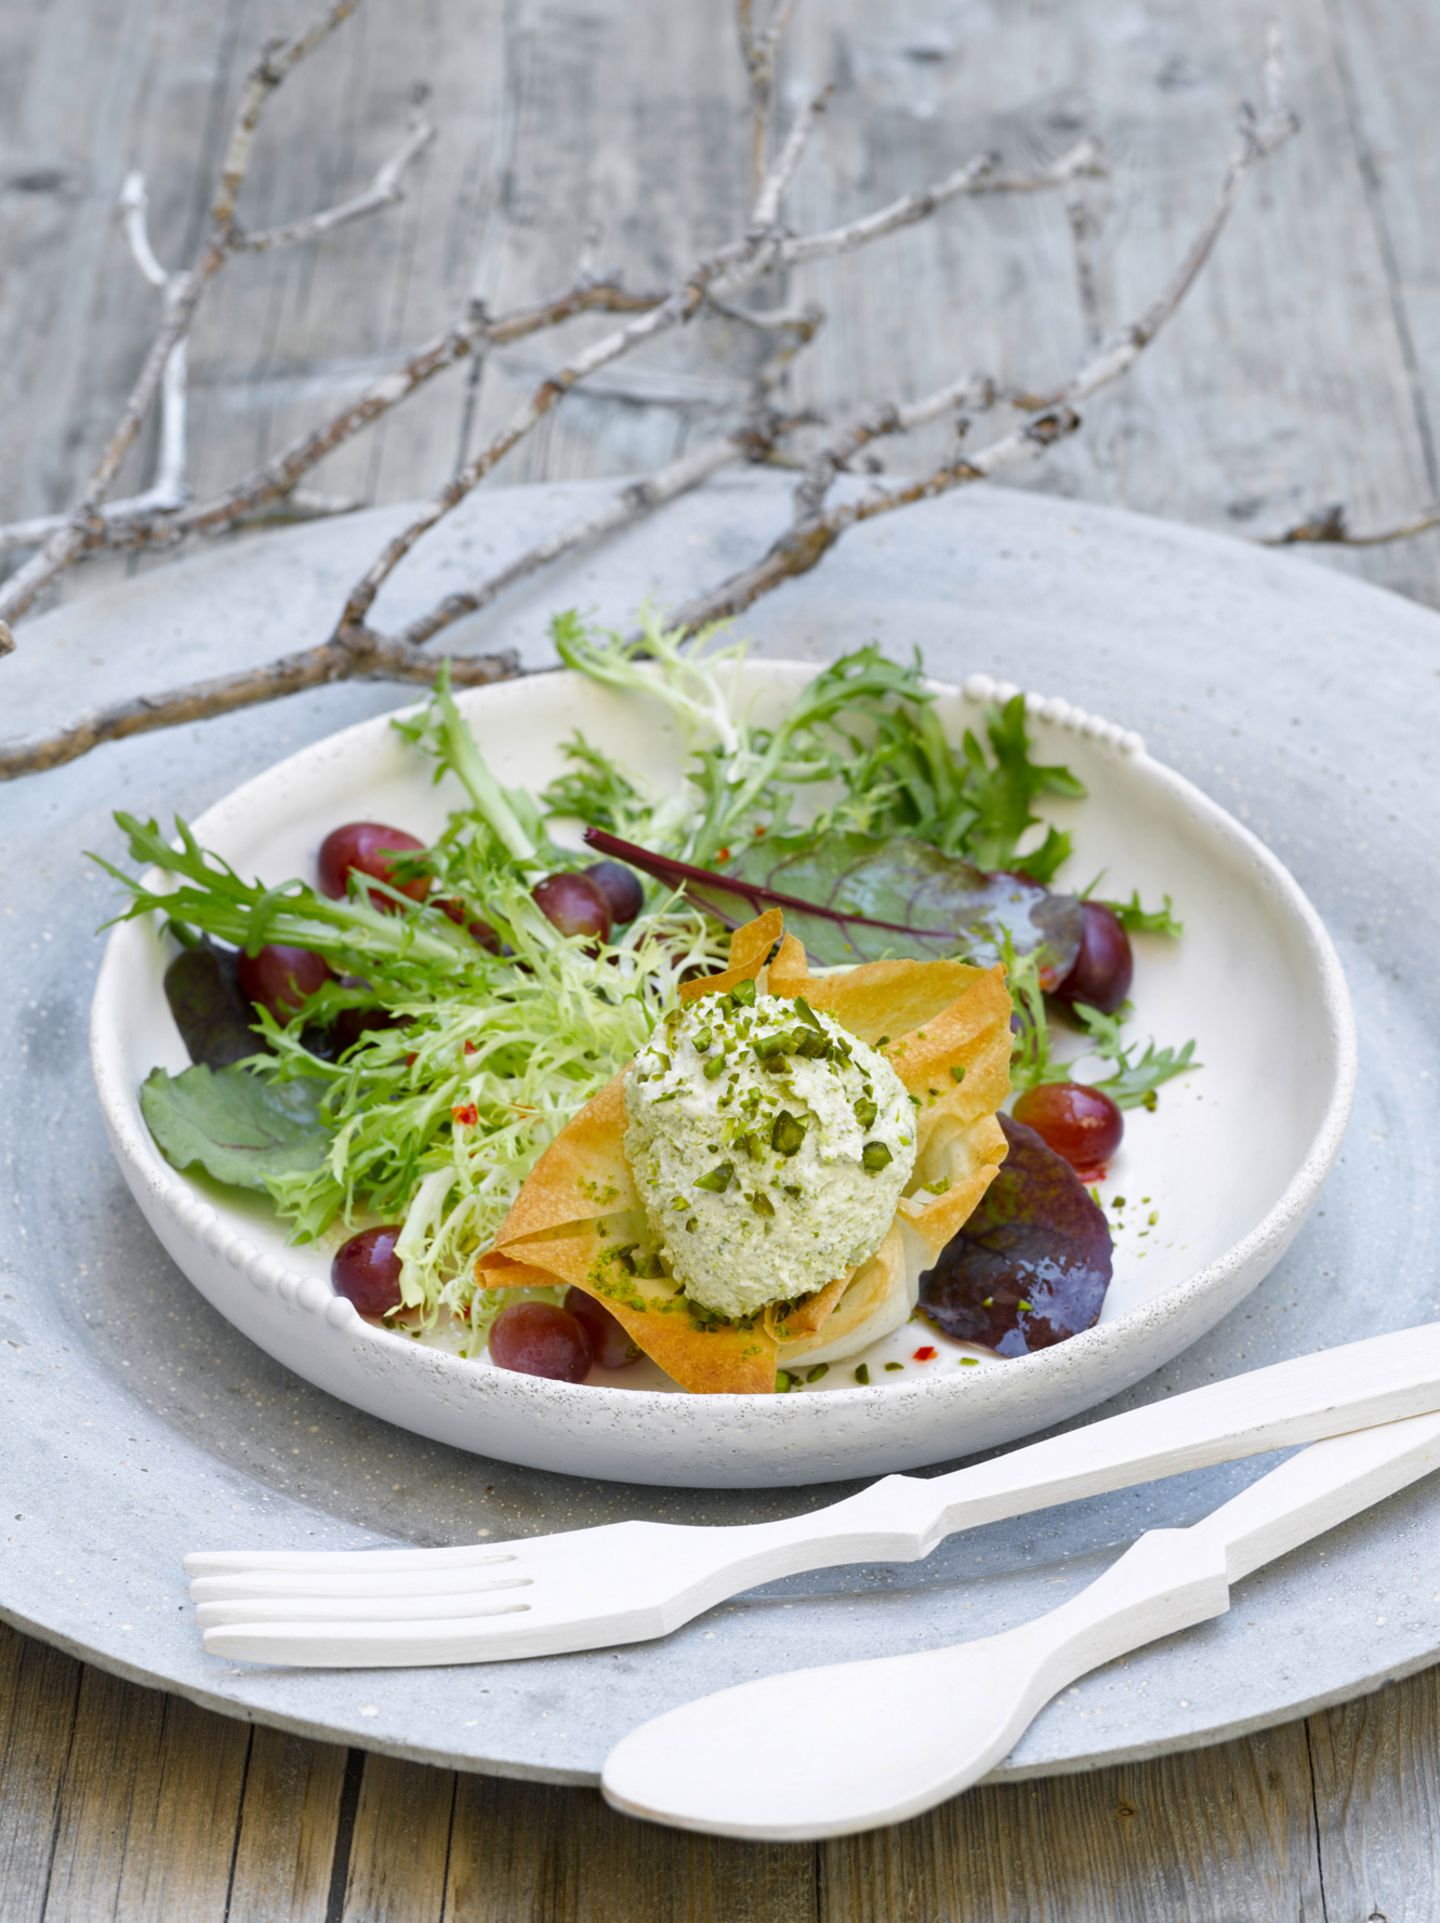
[
  {"x1": 583, "y1": 860, "x2": 644, "y2": 927},
  {"x1": 564, "y1": 1286, "x2": 640, "y2": 1368},
  {"x1": 437, "y1": 897, "x2": 501, "y2": 951},
  {"x1": 1053, "y1": 901, "x2": 1133, "y2": 1016},
  {"x1": 489, "y1": 1301, "x2": 593, "y2": 1382},
  {"x1": 532, "y1": 872, "x2": 612, "y2": 942},
  {"x1": 1011, "y1": 1082, "x2": 1123, "y2": 1176},
  {"x1": 331, "y1": 1226, "x2": 404, "y2": 1317},
  {"x1": 318, "y1": 822, "x2": 429, "y2": 909},
  {"x1": 236, "y1": 943, "x2": 332, "y2": 1023},
  {"x1": 330, "y1": 1003, "x2": 401, "y2": 1054}
]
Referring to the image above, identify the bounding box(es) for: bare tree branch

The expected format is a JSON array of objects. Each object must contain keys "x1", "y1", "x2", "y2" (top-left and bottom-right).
[
  {"x1": 777, "y1": 137, "x2": 1105, "y2": 268},
  {"x1": 1262, "y1": 502, "x2": 1440, "y2": 547},
  {"x1": 0, "y1": 278, "x2": 669, "y2": 569},
  {"x1": 750, "y1": 84, "x2": 831, "y2": 229},
  {"x1": 399, "y1": 408, "x2": 818, "y2": 653},
  {"x1": 211, "y1": 1, "x2": 362, "y2": 235},
  {"x1": 736, "y1": 0, "x2": 800, "y2": 199},
  {"x1": 0, "y1": 638, "x2": 520, "y2": 783},
  {"x1": 233, "y1": 101, "x2": 436, "y2": 252},
  {"x1": 792, "y1": 373, "x2": 1002, "y2": 520},
  {"x1": 325, "y1": 85, "x2": 837, "y2": 643},
  {"x1": 0, "y1": 18, "x2": 1306, "y2": 787},
  {"x1": 659, "y1": 47, "x2": 1297, "y2": 638},
  {"x1": 0, "y1": 0, "x2": 366, "y2": 649}
]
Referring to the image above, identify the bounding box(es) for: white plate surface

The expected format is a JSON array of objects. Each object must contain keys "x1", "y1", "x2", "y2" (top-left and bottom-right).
[{"x1": 91, "y1": 657, "x2": 1354, "y2": 1485}]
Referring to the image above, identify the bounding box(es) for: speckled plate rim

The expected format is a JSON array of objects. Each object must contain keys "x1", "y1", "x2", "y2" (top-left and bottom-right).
[{"x1": 89, "y1": 659, "x2": 1358, "y2": 1468}]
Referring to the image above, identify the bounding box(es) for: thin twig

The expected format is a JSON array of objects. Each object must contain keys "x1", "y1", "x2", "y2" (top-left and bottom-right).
[
  {"x1": 1261, "y1": 502, "x2": 1440, "y2": 547},
  {"x1": 751, "y1": 84, "x2": 831, "y2": 229},
  {"x1": 234, "y1": 102, "x2": 435, "y2": 253},
  {"x1": 400, "y1": 377, "x2": 820, "y2": 654},
  {"x1": 737, "y1": 0, "x2": 799, "y2": 200},
  {"x1": 212, "y1": 1, "x2": 361, "y2": 235},
  {"x1": 777, "y1": 137, "x2": 1105, "y2": 268},
  {"x1": 0, "y1": 638, "x2": 520, "y2": 782},
  {"x1": 119, "y1": 171, "x2": 188, "y2": 512},
  {"x1": 0, "y1": 278, "x2": 669, "y2": 567},
  {"x1": 396, "y1": 420, "x2": 798, "y2": 652},
  {"x1": 326, "y1": 88, "x2": 835, "y2": 642},
  {"x1": 0, "y1": 0, "x2": 361, "y2": 648},
  {"x1": 793, "y1": 373, "x2": 1001, "y2": 520},
  {"x1": 1066, "y1": 196, "x2": 1104, "y2": 347},
  {"x1": 1, "y1": 24, "x2": 1302, "y2": 785},
  {"x1": 661, "y1": 49, "x2": 1297, "y2": 637}
]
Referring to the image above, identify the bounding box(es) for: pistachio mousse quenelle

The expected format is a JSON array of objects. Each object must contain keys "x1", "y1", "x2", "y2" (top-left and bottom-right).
[
  {"x1": 478, "y1": 909, "x2": 1016, "y2": 1393},
  {"x1": 624, "y1": 985, "x2": 915, "y2": 1321}
]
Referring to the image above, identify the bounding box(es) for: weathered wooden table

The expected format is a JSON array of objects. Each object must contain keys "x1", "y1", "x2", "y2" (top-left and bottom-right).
[{"x1": 4, "y1": 2, "x2": 1439, "y2": 1915}]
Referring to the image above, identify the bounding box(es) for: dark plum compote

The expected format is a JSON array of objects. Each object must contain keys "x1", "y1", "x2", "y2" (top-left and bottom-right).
[
  {"x1": 1052, "y1": 901, "x2": 1133, "y2": 1015},
  {"x1": 564, "y1": 1286, "x2": 640, "y2": 1368},
  {"x1": 332, "y1": 1226, "x2": 404, "y2": 1317},
  {"x1": 1011, "y1": 1081, "x2": 1123, "y2": 1179},
  {"x1": 532, "y1": 872, "x2": 612, "y2": 942},
  {"x1": 489, "y1": 1301, "x2": 593, "y2": 1382},
  {"x1": 236, "y1": 943, "x2": 332, "y2": 1023},
  {"x1": 318, "y1": 822, "x2": 429, "y2": 908}
]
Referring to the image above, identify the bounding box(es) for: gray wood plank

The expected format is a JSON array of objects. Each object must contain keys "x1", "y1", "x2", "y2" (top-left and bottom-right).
[
  {"x1": 226, "y1": 1725, "x2": 350, "y2": 1923},
  {"x1": 338, "y1": 1752, "x2": 457, "y2": 1923},
  {"x1": 446, "y1": 1774, "x2": 819, "y2": 1922},
  {"x1": 819, "y1": 1720, "x2": 1326, "y2": 1923},
  {"x1": 0, "y1": 1624, "x2": 82, "y2": 1923},
  {"x1": 39, "y1": 1661, "x2": 251, "y2": 1923},
  {"x1": 1308, "y1": 1670, "x2": 1440, "y2": 1923}
]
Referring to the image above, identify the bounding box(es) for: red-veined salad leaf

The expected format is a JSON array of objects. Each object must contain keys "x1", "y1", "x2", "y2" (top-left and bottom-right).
[
  {"x1": 583, "y1": 826, "x2": 1083, "y2": 982},
  {"x1": 140, "y1": 1064, "x2": 330, "y2": 1192},
  {"x1": 917, "y1": 1114, "x2": 1113, "y2": 1356}
]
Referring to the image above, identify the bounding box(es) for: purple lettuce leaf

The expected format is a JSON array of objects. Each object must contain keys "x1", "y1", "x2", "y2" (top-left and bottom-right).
[{"x1": 918, "y1": 1113, "x2": 1113, "y2": 1357}]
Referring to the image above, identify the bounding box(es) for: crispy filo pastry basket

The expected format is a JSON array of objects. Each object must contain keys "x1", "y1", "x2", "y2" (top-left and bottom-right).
[{"x1": 476, "y1": 910, "x2": 1012, "y2": 1393}]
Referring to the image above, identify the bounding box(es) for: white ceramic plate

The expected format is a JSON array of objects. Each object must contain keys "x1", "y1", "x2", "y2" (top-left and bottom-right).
[{"x1": 90, "y1": 659, "x2": 1354, "y2": 1486}]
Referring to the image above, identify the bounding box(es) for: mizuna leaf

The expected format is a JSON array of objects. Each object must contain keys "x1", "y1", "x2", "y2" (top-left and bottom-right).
[{"x1": 583, "y1": 826, "x2": 1083, "y2": 981}]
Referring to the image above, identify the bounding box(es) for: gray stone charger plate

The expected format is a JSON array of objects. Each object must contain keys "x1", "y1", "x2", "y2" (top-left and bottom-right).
[{"x1": 3, "y1": 474, "x2": 1437, "y2": 1786}]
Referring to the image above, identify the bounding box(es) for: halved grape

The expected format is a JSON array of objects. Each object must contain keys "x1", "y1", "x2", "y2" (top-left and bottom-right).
[
  {"x1": 583, "y1": 860, "x2": 644, "y2": 927},
  {"x1": 565, "y1": 1286, "x2": 640, "y2": 1368},
  {"x1": 236, "y1": 943, "x2": 332, "y2": 1023},
  {"x1": 489, "y1": 1302, "x2": 593, "y2": 1382},
  {"x1": 1053, "y1": 901, "x2": 1133, "y2": 1015},
  {"x1": 1011, "y1": 1081, "x2": 1123, "y2": 1176},
  {"x1": 532, "y1": 872, "x2": 612, "y2": 942},
  {"x1": 331, "y1": 1226, "x2": 403, "y2": 1317},
  {"x1": 318, "y1": 822, "x2": 429, "y2": 908}
]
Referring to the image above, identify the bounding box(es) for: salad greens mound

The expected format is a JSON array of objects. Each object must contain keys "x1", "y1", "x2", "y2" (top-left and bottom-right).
[{"x1": 97, "y1": 613, "x2": 1194, "y2": 1346}]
